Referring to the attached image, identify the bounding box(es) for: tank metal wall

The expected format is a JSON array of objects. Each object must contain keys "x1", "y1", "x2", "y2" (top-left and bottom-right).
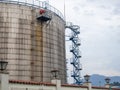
[{"x1": 0, "y1": 3, "x2": 66, "y2": 83}]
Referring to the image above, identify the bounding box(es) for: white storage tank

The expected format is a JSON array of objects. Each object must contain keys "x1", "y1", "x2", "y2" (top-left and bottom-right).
[{"x1": 0, "y1": 0, "x2": 66, "y2": 84}]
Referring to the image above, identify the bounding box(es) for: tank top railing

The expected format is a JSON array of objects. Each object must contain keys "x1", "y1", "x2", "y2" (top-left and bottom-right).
[{"x1": 0, "y1": 0, "x2": 64, "y2": 20}]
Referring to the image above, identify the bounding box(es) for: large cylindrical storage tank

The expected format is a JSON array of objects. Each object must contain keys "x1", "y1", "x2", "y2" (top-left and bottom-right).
[{"x1": 0, "y1": 1, "x2": 66, "y2": 83}]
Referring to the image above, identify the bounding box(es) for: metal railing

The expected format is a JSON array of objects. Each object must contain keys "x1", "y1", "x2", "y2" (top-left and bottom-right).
[{"x1": 0, "y1": 0, "x2": 64, "y2": 20}]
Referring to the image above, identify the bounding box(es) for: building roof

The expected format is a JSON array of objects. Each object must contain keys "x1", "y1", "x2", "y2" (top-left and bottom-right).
[
  {"x1": 9, "y1": 80, "x2": 120, "y2": 90},
  {"x1": 9, "y1": 80, "x2": 87, "y2": 88},
  {"x1": 9, "y1": 80, "x2": 56, "y2": 86},
  {"x1": 62, "y1": 84, "x2": 88, "y2": 88},
  {"x1": 92, "y1": 86, "x2": 120, "y2": 90},
  {"x1": 92, "y1": 86, "x2": 108, "y2": 89}
]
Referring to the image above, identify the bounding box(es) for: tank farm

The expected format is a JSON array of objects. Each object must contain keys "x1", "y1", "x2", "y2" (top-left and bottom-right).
[{"x1": 0, "y1": 1, "x2": 66, "y2": 84}]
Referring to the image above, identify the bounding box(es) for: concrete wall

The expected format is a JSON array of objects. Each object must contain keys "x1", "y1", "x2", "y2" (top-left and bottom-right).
[
  {"x1": 0, "y1": 2, "x2": 66, "y2": 83},
  {"x1": 9, "y1": 83, "x2": 56, "y2": 90},
  {"x1": 8, "y1": 80, "x2": 111, "y2": 90},
  {"x1": 0, "y1": 73, "x2": 118, "y2": 90}
]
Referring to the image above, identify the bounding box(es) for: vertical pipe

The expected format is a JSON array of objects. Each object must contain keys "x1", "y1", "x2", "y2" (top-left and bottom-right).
[
  {"x1": 64, "y1": 0, "x2": 66, "y2": 21},
  {"x1": 25, "y1": 0, "x2": 27, "y2": 4},
  {"x1": 33, "y1": 0, "x2": 34, "y2": 5},
  {"x1": 39, "y1": 1, "x2": 40, "y2": 8}
]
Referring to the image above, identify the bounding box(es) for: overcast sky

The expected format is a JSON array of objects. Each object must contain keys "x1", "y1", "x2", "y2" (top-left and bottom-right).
[{"x1": 47, "y1": 0, "x2": 120, "y2": 77}]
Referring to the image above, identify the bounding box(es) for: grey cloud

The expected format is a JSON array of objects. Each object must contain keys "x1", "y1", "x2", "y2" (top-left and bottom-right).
[
  {"x1": 117, "y1": 25, "x2": 120, "y2": 28},
  {"x1": 84, "y1": 10, "x2": 95, "y2": 16},
  {"x1": 109, "y1": 56, "x2": 120, "y2": 71},
  {"x1": 87, "y1": 0, "x2": 120, "y2": 9},
  {"x1": 99, "y1": 5, "x2": 107, "y2": 9},
  {"x1": 86, "y1": 0, "x2": 98, "y2": 2},
  {"x1": 73, "y1": 6, "x2": 80, "y2": 13},
  {"x1": 112, "y1": 8, "x2": 120, "y2": 15},
  {"x1": 104, "y1": 18, "x2": 112, "y2": 21},
  {"x1": 115, "y1": 3, "x2": 120, "y2": 9},
  {"x1": 108, "y1": 26, "x2": 114, "y2": 29}
]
